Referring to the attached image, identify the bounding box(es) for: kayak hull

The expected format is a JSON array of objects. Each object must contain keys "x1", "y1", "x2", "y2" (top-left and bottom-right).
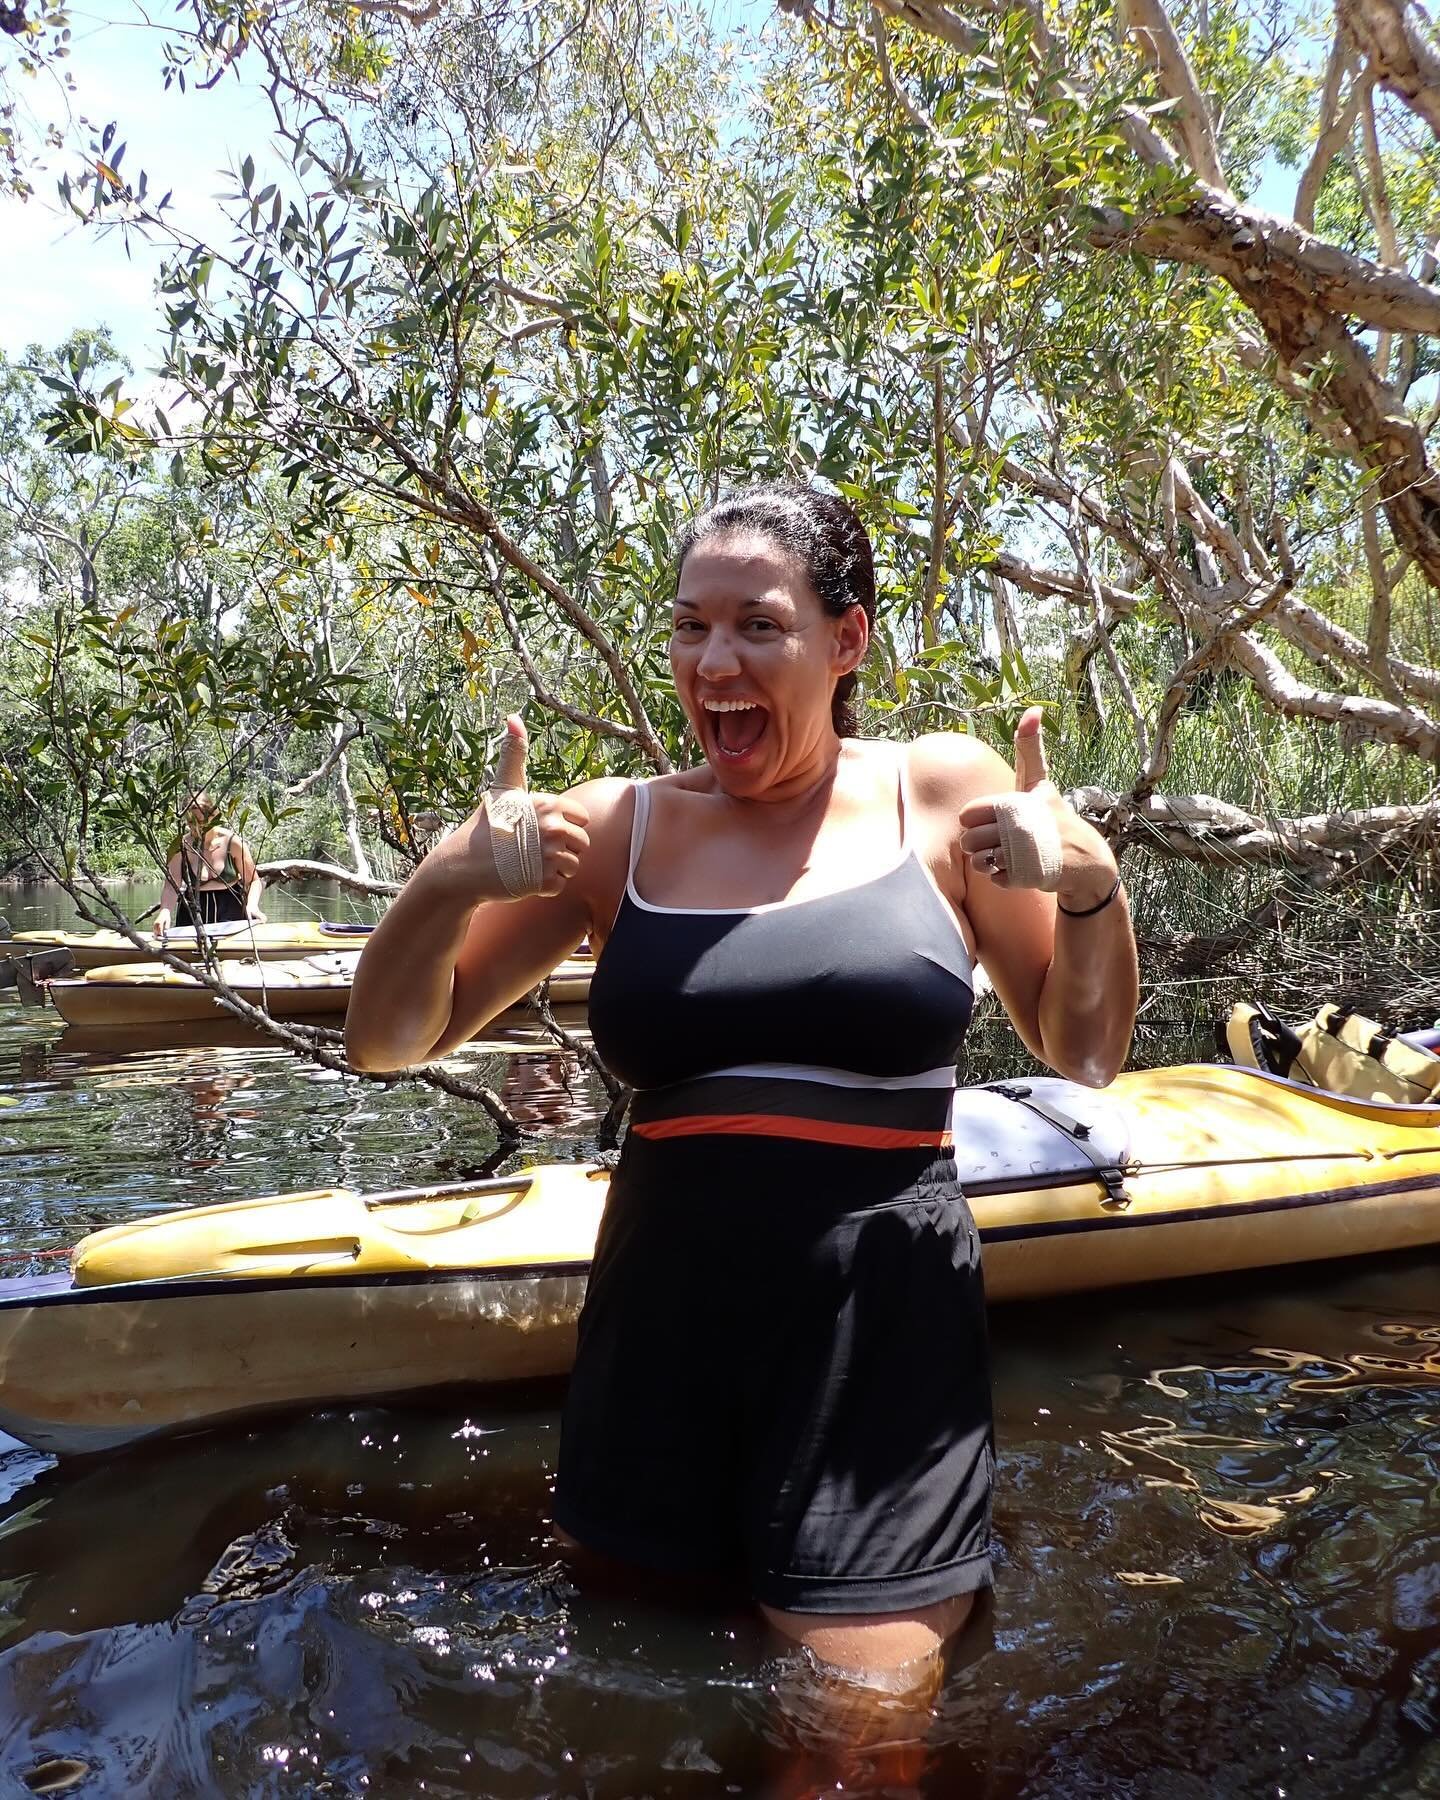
[
  {"x1": 979, "y1": 1163, "x2": 1440, "y2": 1300},
  {"x1": 42, "y1": 955, "x2": 593, "y2": 1028},
  {"x1": 2, "y1": 1065, "x2": 1438, "y2": 1457},
  {"x1": 5, "y1": 1176, "x2": 1438, "y2": 1458},
  {"x1": 0, "y1": 1267, "x2": 588, "y2": 1457},
  {"x1": 47, "y1": 958, "x2": 358, "y2": 1027}
]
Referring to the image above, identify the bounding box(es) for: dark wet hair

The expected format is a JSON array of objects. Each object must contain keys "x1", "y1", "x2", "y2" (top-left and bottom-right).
[{"x1": 675, "y1": 483, "x2": 876, "y2": 737}]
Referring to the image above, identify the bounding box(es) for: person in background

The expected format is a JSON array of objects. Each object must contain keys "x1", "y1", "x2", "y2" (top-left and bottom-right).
[{"x1": 152, "y1": 792, "x2": 266, "y2": 936}]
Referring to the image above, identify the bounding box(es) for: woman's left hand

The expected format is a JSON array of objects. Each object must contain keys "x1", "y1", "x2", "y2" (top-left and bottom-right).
[
  {"x1": 247, "y1": 906, "x2": 267, "y2": 924},
  {"x1": 957, "y1": 708, "x2": 1118, "y2": 912}
]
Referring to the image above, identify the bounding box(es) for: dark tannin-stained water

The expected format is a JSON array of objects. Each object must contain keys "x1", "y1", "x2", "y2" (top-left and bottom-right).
[{"x1": 1, "y1": 884, "x2": 1438, "y2": 1797}]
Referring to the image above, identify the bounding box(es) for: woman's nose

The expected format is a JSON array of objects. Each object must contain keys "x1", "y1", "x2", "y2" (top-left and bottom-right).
[{"x1": 696, "y1": 626, "x2": 741, "y2": 678}]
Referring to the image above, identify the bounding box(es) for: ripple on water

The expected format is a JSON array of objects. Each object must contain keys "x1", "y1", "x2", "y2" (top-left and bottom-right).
[{"x1": 0, "y1": 1406, "x2": 779, "y2": 1798}]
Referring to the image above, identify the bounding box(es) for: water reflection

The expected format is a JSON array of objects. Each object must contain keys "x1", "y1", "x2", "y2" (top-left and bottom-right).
[
  {"x1": 500, "y1": 1050, "x2": 600, "y2": 1132},
  {"x1": 56, "y1": 1019, "x2": 284, "y2": 1058},
  {"x1": 0, "y1": 1404, "x2": 779, "y2": 1798}
]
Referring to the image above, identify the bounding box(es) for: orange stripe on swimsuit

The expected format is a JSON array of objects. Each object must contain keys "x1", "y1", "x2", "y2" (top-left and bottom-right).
[{"x1": 630, "y1": 1113, "x2": 954, "y2": 1151}]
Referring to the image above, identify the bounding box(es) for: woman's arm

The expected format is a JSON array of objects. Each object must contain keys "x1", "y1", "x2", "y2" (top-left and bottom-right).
[
  {"x1": 345, "y1": 719, "x2": 618, "y2": 1073},
  {"x1": 229, "y1": 834, "x2": 266, "y2": 921},
  {"x1": 1031, "y1": 881, "x2": 1137, "y2": 1087},
  {"x1": 914, "y1": 714, "x2": 1137, "y2": 1087},
  {"x1": 152, "y1": 856, "x2": 181, "y2": 936}
]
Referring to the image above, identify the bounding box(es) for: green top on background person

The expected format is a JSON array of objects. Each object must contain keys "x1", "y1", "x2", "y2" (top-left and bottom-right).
[{"x1": 152, "y1": 792, "x2": 266, "y2": 937}]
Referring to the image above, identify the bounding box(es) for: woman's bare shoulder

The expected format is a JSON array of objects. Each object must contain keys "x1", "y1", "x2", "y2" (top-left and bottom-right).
[
  {"x1": 558, "y1": 776, "x2": 633, "y2": 860},
  {"x1": 578, "y1": 764, "x2": 716, "y2": 814},
  {"x1": 568, "y1": 763, "x2": 711, "y2": 800},
  {"x1": 564, "y1": 765, "x2": 703, "y2": 816},
  {"x1": 902, "y1": 731, "x2": 1014, "y2": 807},
  {"x1": 654, "y1": 763, "x2": 718, "y2": 795},
  {"x1": 565, "y1": 774, "x2": 634, "y2": 811}
]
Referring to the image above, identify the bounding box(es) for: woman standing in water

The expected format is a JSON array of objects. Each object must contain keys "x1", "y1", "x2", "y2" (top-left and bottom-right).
[
  {"x1": 348, "y1": 485, "x2": 1136, "y2": 1694},
  {"x1": 152, "y1": 792, "x2": 266, "y2": 935}
]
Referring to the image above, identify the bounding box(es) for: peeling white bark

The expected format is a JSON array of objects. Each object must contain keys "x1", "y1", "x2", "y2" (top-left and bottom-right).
[
  {"x1": 1339, "y1": 0, "x2": 1440, "y2": 141},
  {"x1": 1295, "y1": 44, "x2": 1370, "y2": 231},
  {"x1": 1224, "y1": 631, "x2": 1440, "y2": 757},
  {"x1": 1069, "y1": 787, "x2": 1440, "y2": 865},
  {"x1": 257, "y1": 858, "x2": 402, "y2": 897},
  {"x1": 1121, "y1": 0, "x2": 1230, "y2": 191},
  {"x1": 883, "y1": 0, "x2": 1440, "y2": 586}
]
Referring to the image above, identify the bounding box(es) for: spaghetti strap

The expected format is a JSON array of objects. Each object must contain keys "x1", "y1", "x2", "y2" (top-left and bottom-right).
[
  {"x1": 626, "y1": 781, "x2": 653, "y2": 884},
  {"x1": 895, "y1": 745, "x2": 912, "y2": 853}
]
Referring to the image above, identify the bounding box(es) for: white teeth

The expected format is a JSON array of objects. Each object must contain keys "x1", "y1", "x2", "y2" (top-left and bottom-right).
[{"x1": 701, "y1": 699, "x2": 760, "y2": 713}]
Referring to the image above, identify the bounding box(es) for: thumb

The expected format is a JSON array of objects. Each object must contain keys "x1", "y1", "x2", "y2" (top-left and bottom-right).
[
  {"x1": 494, "y1": 714, "x2": 529, "y2": 791},
  {"x1": 1013, "y1": 706, "x2": 1049, "y2": 792}
]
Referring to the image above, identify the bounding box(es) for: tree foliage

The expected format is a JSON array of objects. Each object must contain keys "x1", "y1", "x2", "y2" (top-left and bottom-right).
[{"x1": 4, "y1": 0, "x2": 1440, "y2": 1021}]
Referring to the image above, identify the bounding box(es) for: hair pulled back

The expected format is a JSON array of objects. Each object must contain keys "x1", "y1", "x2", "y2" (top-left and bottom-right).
[{"x1": 675, "y1": 483, "x2": 876, "y2": 737}]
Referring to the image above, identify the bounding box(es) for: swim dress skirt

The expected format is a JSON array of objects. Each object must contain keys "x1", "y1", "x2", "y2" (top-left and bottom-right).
[{"x1": 554, "y1": 1131, "x2": 994, "y2": 1614}]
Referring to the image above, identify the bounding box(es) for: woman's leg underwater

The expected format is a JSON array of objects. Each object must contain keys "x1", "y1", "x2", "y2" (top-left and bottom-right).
[
  {"x1": 763, "y1": 1591, "x2": 975, "y2": 1680},
  {"x1": 759, "y1": 1591, "x2": 977, "y2": 1797}
]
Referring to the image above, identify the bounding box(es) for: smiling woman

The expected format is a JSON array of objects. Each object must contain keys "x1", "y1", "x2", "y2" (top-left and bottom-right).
[
  {"x1": 673, "y1": 484, "x2": 876, "y2": 765},
  {"x1": 345, "y1": 480, "x2": 1139, "y2": 1773}
]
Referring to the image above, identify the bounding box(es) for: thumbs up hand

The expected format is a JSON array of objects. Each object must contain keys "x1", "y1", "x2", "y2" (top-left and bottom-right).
[
  {"x1": 492, "y1": 712, "x2": 532, "y2": 795},
  {"x1": 1011, "y1": 705, "x2": 1055, "y2": 799},
  {"x1": 439, "y1": 715, "x2": 591, "y2": 903},
  {"x1": 957, "y1": 707, "x2": 1118, "y2": 907}
]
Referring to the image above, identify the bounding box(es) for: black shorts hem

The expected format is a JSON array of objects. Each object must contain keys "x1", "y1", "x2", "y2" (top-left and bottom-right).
[
  {"x1": 552, "y1": 1499, "x2": 738, "y2": 1581},
  {"x1": 556, "y1": 1496, "x2": 993, "y2": 1616},
  {"x1": 752, "y1": 1547, "x2": 994, "y2": 1616}
]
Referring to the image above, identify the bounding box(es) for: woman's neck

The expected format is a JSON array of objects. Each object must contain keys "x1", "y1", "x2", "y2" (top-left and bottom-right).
[{"x1": 718, "y1": 734, "x2": 847, "y2": 826}]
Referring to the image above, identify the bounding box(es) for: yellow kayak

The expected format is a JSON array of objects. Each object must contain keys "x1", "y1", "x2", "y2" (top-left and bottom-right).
[
  {"x1": 3, "y1": 919, "x2": 376, "y2": 972},
  {"x1": 47, "y1": 954, "x2": 360, "y2": 1026},
  {"x1": 0, "y1": 1063, "x2": 1437, "y2": 1456},
  {"x1": 41, "y1": 954, "x2": 594, "y2": 1029}
]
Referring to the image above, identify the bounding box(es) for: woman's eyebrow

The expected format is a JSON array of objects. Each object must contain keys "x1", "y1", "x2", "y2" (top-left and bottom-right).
[{"x1": 673, "y1": 591, "x2": 786, "y2": 609}]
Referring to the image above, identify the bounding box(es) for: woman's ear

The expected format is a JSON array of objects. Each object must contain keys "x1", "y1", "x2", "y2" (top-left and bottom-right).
[{"x1": 833, "y1": 603, "x2": 869, "y2": 677}]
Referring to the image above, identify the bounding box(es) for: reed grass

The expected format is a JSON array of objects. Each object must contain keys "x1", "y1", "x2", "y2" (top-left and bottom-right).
[{"x1": 963, "y1": 656, "x2": 1440, "y2": 1047}]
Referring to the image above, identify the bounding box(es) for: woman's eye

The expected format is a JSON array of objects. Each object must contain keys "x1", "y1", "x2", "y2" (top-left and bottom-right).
[{"x1": 673, "y1": 619, "x2": 704, "y2": 636}]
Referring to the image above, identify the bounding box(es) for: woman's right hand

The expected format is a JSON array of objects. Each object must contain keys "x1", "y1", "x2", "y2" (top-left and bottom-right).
[
  {"x1": 431, "y1": 716, "x2": 591, "y2": 904},
  {"x1": 151, "y1": 910, "x2": 171, "y2": 939}
]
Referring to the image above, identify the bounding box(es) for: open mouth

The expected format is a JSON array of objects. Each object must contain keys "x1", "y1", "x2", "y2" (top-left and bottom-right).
[{"x1": 702, "y1": 697, "x2": 770, "y2": 762}]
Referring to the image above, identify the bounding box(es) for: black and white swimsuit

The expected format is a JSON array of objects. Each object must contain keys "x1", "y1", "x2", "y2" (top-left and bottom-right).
[{"x1": 556, "y1": 758, "x2": 994, "y2": 1613}]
